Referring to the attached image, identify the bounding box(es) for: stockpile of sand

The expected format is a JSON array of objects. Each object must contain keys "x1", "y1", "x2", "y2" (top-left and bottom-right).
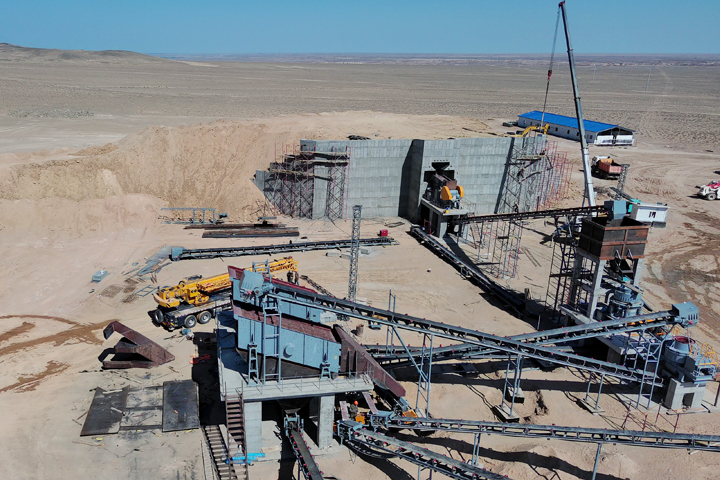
[{"x1": 0, "y1": 112, "x2": 490, "y2": 237}]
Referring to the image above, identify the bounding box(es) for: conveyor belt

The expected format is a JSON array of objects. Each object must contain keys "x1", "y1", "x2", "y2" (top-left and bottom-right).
[
  {"x1": 337, "y1": 422, "x2": 508, "y2": 480},
  {"x1": 408, "y1": 226, "x2": 524, "y2": 311},
  {"x1": 366, "y1": 309, "x2": 682, "y2": 367},
  {"x1": 265, "y1": 283, "x2": 667, "y2": 385},
  {"x1": 284, "y1": 416, "x2": 324, "y2": 480},
  {"x1": 457, "y1": 205, "x2": 604, "y2": 224},
  {"x1": 170, "y1": 237, "x2": 398, "y2": 261},
  {"x1": 370, "y1": 415, "x2": 720, "y2": 452}
]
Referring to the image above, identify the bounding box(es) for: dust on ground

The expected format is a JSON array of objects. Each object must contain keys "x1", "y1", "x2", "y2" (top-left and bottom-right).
[{"x1": 1, "y1": 47, "x2": 720, "y2": 480}]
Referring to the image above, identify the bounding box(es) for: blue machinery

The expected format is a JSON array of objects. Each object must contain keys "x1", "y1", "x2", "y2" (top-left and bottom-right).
[{"x1": 223, "y1": 255, "x2": 718, "y2": 479}]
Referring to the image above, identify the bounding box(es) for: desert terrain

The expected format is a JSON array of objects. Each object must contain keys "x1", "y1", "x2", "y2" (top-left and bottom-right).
[{"x1": 1, "y1": 43, "x2": 720, "y2": 480}]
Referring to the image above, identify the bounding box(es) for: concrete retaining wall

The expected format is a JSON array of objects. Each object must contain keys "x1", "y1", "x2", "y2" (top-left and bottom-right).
[{"x1": 256, "y1": 136, "x2": 546, "y2": 221}]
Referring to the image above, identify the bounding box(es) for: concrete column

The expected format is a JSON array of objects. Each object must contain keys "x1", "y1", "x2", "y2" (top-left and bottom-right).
[
  {"x1": 317, "y1": 395, "x2": 334, "y2": 448},
  {"x1": 586, "y1": 259, "x2": 606, "y2": 319},
  {"x1": 244, "y1": 400, "x2": 263, "y2": 454},
  {"x1": 632, "y1": 258, "x2": 645, "y2": 287}
]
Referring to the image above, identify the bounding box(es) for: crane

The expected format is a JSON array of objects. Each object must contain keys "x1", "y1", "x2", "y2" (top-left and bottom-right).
[{"x1": 559, "y1": 1, "x2": 596, "y2": 207}]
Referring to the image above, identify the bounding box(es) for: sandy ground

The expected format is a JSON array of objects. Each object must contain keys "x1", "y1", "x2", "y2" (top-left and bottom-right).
[{"x1": 1, "y1": 46, "x2": 720, "y2": 480}]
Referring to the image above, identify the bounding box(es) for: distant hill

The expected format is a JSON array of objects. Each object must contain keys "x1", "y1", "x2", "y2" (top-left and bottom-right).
[{"x1": 0, "y1": 43, "x2": 169, "y2": 64}]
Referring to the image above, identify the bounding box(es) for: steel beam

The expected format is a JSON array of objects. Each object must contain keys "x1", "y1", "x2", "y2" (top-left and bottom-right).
[
  {"x1": 263, "y1": 285, "x2": 661, "y2": 384},
  {"x1": 170, "y1": 237, "x2": 398, "y2": 261},
  {"x1": 370, "y1": 416, "x2": 720, "y2": 452},
  {"x1": 338, "y1": 422, "x2": 509, "y2": 480},
  {"x1": 457, "y1": 205, "x2": 603, "y2": 224},
  {"x1": 367, "y1": 310, "x2": 679, "y2": 367},
  {"x1": 408, "y1": 226, "x2": 523, "y2": 311}
]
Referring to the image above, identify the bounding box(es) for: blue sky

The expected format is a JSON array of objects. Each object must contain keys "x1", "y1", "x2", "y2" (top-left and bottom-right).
[{"x1": 2, "y1": 0, "x2": 718, "y2": 54}]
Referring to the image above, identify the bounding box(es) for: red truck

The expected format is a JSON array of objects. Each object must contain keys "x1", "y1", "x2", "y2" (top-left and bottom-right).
[{"x1": 591, "y1": 156, "x2": 624, "y2": 179}]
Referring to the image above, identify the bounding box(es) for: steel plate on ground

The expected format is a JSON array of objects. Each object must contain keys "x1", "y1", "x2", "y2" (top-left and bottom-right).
[
  {"x1": 162, "y1": 380, "x2": 200, "y2": 432},
  {"x1": 80, "y1": 387, "x2": 127, "y2": 436}
]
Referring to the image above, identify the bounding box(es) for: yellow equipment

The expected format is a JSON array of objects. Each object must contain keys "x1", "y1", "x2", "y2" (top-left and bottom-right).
[
  {"x1": 512, "y1": 123, "x2": 550, "y2": 137},
  {"x1": 154, "y1": 256, "x2": 298, "y2": 308}
]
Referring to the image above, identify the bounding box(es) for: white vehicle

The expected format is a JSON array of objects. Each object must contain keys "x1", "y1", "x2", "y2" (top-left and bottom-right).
[{"x1": 697, "y1": 181, "x2": 720, "y2": 200}]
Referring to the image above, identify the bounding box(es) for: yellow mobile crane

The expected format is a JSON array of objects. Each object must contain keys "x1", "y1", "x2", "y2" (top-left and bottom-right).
[{"x1": 150, "y1": 257, "x2": 298, "y2": 330}]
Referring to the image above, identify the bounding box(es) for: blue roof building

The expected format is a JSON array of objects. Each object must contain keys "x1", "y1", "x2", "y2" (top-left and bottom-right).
[{"x1": 518, "y1": 111, "x2": 635, "y2": 146}]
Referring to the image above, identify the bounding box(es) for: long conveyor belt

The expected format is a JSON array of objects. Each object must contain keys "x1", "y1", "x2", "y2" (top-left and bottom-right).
[
  {"x1": 408, "y1": 226, "x2": 524, "y2": 311},
  {"x1": 264, "y1": 282, "x2": 676, "y2": 385},
  {"x1": 456, "y1": 205, "x2": 604, "y2": 224},
  {"x1": 369, "y1": 415, "x2": 720, "y2": 452},
  {"x1": 338, "y1": 422, "x2": 508, "y2": 480},
  {"x1": 170, "y1": 237, "x2": 398, "y2": 261},
  {"x1": 367, "y1": 309, "x2": 685, "y2": 367}
]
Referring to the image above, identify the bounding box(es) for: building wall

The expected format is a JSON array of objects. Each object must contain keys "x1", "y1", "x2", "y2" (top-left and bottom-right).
[
  {"x1": 518, "y1": 116, "x2": 598, "y2": 144},
  {"x1": 256, "y1": 136, "x2": 545, "y2": 221}
]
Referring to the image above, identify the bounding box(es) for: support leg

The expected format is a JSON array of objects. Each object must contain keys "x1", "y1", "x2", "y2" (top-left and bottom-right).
[
  {"x1": 591, "y1": 443, "x2": 602, "y2": 480},
  {"x1": 317, "y1": 394, "x2": 334, "y2": 448}
]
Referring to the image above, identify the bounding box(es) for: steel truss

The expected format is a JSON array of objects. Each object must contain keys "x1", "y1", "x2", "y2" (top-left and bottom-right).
[
  {"x1": 458, "y1": 205, "x2": 602, "y2": 225},
  {"x1": 337, "y1": 423, "x2": 507, "y2": 480},
  {"x1": 171, "y1": 236, "x2": 398, "y2": 261},
  {"x1": 264, "y1": 284, "x2": 671, "y2": 385},
  {"x1": 489, "y1": 136, "x2": 568, "y2": 278},
  {"x1": 545, "y1": 224, "x2": 579, "y2": 320},
  {"x1": 368, "y1": 415, "x2": 720, "y2": 453},
  {"x1": 348, "y1": 205, "x2": 361, "y2": 302},
  {"x1": 366, "y1": 309, "x2": 682, "y2": 368}
]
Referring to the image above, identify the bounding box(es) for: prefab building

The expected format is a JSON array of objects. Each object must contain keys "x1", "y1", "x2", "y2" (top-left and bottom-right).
[{"x1": 518, "y1": 111, "x2": 635, "y2": 146}]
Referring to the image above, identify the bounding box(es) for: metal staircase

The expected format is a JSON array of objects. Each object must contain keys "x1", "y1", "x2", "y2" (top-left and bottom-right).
[
  {"x1": 225, "y1": 395, "x2": 250, "y2": 480},
  {"x1": 202, "y1": 425, "x2": 239, "y2": 480}
]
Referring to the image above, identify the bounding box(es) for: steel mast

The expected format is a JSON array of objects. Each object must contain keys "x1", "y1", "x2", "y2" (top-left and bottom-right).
[{"x1": 559, "y1": 1, "x2": 596, "y2": 207}]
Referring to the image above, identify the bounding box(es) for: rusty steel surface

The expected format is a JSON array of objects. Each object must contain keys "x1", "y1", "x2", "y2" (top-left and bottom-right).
[
  {"x1": 334, "y1": 324, "x2": 406, "y2": 398},
  {"x1": 102, "y1": 321, "x2": 175, "y2": 368}
]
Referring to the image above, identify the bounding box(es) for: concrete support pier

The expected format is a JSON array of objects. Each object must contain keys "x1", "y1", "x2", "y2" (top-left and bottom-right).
[
  {"x1": 244, "y1": 400, "x2": 263, "y2": 454},
  {"x1": 317, "y1": 395, "x2": 334, "y2": 448},
  {"x1": 664, "y1": 378, "x2": 706, "y2": 409}
]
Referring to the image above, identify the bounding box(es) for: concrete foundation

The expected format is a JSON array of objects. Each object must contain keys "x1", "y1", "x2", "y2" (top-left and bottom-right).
[{"x1": 664, "y1": 378, "x2": 706, "y2": 410}]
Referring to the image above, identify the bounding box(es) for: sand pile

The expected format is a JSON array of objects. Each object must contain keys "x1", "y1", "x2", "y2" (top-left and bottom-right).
[{"x1": 0, "y1": 112, "x2": 490, "y2": 237}]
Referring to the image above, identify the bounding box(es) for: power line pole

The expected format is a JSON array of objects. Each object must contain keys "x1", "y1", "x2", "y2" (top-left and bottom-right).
[{"x1": 348, "y1": 205, "x2": 362, "y2": 302}]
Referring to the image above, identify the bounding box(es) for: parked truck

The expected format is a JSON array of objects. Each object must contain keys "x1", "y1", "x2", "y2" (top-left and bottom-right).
[
  {"x1": 150, "y1": 257, "x2": 298, "y2": 330},
  {"x1": 697, "y1": 180, "x2": 720, "y2": 200},
  {"x1": 591, "y1": 156, "x2": 623, "y2": 179}
]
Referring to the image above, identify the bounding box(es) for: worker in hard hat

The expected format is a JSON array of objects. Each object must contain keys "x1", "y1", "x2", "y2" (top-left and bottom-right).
[{"x1": 348, "y1": 400, "x2": 359, "y2": 418}]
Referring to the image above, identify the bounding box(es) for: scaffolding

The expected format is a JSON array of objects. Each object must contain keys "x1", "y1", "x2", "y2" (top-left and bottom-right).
[
  {"x1": 264, "y1": 143, "x2": 350, "y2": 219},
  {"x1": 545, "y1": 224, "x2": 579, "y2": 321},
  {"x1": 483, "y1": 135, "x2": 571, "y2": 278}
]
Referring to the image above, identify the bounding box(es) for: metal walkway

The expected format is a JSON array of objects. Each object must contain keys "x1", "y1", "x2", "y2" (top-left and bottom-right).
[
  {"x1": 370, "y1": 415, "x2": 720, "y2": 452},
  {"x1": 457, "y1": 205, "x2": 603, "y2": 224},
  {"x1": 170, "y1": 237, "x2": 398, "y2": 261},
  {"x1": 337, "y1": 422, "x2": 508, "y2": 480},
  {"x1": 264, "y1": 283, "x2": 669, "y2": 385}
]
